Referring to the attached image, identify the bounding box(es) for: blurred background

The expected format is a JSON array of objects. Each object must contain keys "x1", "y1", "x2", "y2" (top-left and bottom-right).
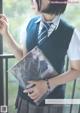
[{"x1": 2, "y1": 0, "x2": 80, "y2": 113}]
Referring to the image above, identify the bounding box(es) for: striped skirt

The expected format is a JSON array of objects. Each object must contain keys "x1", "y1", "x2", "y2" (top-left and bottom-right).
[{"x1": 15, "y1": 95, "x2": 64, "y2": 113}]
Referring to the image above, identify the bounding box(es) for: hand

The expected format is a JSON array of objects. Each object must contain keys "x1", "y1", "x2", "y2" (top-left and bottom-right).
[
  {"x1": 0, "y1": 14, "x2": 9, "y2": 36},
  {"x1": 23, "y1": 80, "x2": 48, "y2": 102}
]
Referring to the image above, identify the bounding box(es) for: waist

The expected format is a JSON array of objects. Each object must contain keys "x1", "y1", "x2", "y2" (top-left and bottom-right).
[{"x1": 18, "y1": 85, "x2": 66, "y2": 106}]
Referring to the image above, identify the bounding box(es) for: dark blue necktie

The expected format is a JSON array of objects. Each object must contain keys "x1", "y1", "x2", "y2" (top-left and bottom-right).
[{"x1": 38, "y1": 22, "x2": 51, "y2": 44}]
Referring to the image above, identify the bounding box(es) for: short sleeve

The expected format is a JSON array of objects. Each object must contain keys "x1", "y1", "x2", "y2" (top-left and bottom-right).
[{"x1": 67, "y1": 28, "x2": 80, "y2": 60}]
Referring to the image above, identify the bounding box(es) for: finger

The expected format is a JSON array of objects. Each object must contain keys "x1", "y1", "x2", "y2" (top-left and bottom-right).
[
  {"x1": 0, "y1": 19, "x2": 4, "y2": 24},
  {"x1": 26, "y1": 83, "x2": 36, "y2": 89},
  {"x1": 27, "y1": 81, "x2": 37, "y2": 84},
  {"x1": 0, "y1": 18, "x2": 8, "y2": 25},
  {"x1": 0, "y1": 20, "x2": 4, "y2": 29},
  {"x1": 23, "y1": 87, "x2": 34, "y2": 93},
  {"x1": 34, "y1": 96, "x2": 42, "y2": 102},
  {"x1": 28, "y1": 93, "x2": 40, "y2": 100},
  {"x1": 0, "y1": 14, "x2": 5, "y2": 18},
  {"x1": 0, "y1": 14, "x2": 6, "y2": 17},
  {"x1": 28, "y1": 91, "x2": 36, "y2": 97},
  {"x1": 28, "y1": 90, "x2": 42, "y2": 101},
  {"x1": 0, "y1": 14, "x2": 8, "y2": 22}
]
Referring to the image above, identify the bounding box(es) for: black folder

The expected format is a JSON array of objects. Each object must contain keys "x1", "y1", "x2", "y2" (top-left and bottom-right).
[{"x1": 9, "y1": 46, "x2": 58, "y2": 105}]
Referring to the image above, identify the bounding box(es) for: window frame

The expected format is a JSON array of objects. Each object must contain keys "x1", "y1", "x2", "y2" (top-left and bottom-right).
[{"x1": 0, "y1": 0, "x2": 4, "y2": 106}]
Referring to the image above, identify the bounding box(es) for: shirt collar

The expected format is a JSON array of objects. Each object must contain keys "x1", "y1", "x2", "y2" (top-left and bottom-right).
[
  {"x1": 35, "y1": 15, "x2": 60, "y2": 30},
  {"x1": 50, "y1": 15, "x2": 60, "y2": 30},
  {"x1": 35, "y1": 16, "x2": 42, "y2": 23}
]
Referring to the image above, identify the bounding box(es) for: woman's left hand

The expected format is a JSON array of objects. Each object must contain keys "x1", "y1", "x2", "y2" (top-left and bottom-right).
[{"x1": 23, "y1": 80, "x2": 48, "y2": 102}]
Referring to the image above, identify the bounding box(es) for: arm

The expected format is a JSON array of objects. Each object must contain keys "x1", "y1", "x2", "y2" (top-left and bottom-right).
[
  {"x1": 49, "y1": 60, "x2": 80, "y2": 90},
  {"x1": 49, "y1": 28, "x2": 80, "y2": 89},
  {"x1": 0, "y1": 14, "x2": 27, "y2": 60},
  {"x1": 24, "y1": 60, "x2": 80, "y2": 101},
  {"x1": 23, "y1": 28, "x2": 80, "y2": 101}
]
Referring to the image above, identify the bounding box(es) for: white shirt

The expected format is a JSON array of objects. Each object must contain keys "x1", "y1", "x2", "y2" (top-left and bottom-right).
[{"x1": 20, "y1": 16, "x2": 80, "y2": 60}]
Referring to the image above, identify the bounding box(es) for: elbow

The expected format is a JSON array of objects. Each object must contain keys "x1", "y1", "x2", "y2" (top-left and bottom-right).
[
  {"x1": 15, "y1": 49, "x2": 24, "y2": 60},
  {"x1": 71, "y1": 68, "x2": 80, "y2": 77}
]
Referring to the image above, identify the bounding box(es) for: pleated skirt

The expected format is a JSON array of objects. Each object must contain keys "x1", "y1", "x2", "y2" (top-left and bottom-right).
[{"x1": 15, "y1": 95, "x2": 64, "y2": 113}]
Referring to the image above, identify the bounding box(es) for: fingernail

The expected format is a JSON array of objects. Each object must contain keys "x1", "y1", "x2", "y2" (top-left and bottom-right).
[{"x1": 23, "y1": 90, "x2": 26, "y2": 93}]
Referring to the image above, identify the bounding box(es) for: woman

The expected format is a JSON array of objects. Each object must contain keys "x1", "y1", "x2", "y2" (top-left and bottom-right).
[{"x1": 0, "y1": 0, "x2": 80, "y2": 113}]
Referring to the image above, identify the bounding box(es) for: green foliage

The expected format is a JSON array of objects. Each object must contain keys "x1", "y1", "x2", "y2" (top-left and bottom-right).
[
  {"x1": 3, "y1": 0, "x2": 33, "y2": 53},
  {"x1": 3, "y1": 0, "x2": 31, "y2": 17},
  {"x1": 63, "y1": 4, "x2": 80, "y2": 27}
]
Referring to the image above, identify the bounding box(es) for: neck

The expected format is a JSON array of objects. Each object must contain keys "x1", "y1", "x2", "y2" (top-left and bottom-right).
[{"x1": 42, "y1": 13, "x2": 56, "y2": 21}]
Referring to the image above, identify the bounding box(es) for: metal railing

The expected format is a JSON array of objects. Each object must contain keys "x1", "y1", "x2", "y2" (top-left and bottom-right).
[
  {"x1": 0, "y1": 54, "x2": 80, "y2": 113},
  {"x1": 0, "y1": 54, "x2": 15, "y2": 113}
]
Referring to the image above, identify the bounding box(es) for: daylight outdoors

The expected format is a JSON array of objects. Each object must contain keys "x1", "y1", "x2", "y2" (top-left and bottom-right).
[{"x1": 2, "y1": 0, "x2": 80, "y2": 113}]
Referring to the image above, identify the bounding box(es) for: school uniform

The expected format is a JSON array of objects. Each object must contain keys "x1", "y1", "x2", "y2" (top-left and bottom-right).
[{"x1": 15, "y1": 16, "x2": 80, "y2": 113}]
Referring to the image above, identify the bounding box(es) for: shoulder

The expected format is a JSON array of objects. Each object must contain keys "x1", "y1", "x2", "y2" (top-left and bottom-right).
[
  {"x1": 24, "y1": 15, "x2": 41, "y2": 28},
  {"x1": 67, "y1": 28, "x2": 80, "y2": 60},
  {"x1": 20, "y1": 16, "x2": 41, "y2": 31},
  {"x1": 60, "y1": 19, "x2": 74, "y2": 31},
  {"x1": 20, "y1": 15, "x2": 41, "y2": 35},
  {"x1": 73, "y1": 28, "x2": 80, "y2": 40},
  {"x1": 59, "y1": 19, "x2": 75, "y2": 41},
  {"x1": 70, "y1": 28, "x2": 80, "y2": 45}
]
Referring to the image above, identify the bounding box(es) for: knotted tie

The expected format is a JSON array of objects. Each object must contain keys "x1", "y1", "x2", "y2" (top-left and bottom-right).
[{"x1": 38, "y1": 22, "x2": 51, "y2": 44}]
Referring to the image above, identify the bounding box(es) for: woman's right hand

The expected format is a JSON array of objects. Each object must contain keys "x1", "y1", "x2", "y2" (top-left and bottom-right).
[
  {"x1": 0, "y1": 14, "x2": 9, "y2": 36},
  {"x1": 0, "y1": 14, "x2": 24, "y2": 60}
]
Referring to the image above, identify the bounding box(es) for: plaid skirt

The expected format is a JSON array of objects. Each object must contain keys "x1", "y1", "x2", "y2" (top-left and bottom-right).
[{"x1": 15, "y1": 95, "x2": 64, "y2": 113}]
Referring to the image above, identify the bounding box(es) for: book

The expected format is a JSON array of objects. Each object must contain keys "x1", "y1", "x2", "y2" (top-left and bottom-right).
[{"x1": 9, "y1": 46, "x2": 58, "y2": 105}]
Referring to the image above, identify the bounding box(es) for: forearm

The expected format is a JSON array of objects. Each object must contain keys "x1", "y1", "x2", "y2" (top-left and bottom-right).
[
  {"x1": 3, "y1": 31, "x2": 23, "y2": 60},
  {"x1": 49, "y1": 69, "x2": 80, "y2": 90}
]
